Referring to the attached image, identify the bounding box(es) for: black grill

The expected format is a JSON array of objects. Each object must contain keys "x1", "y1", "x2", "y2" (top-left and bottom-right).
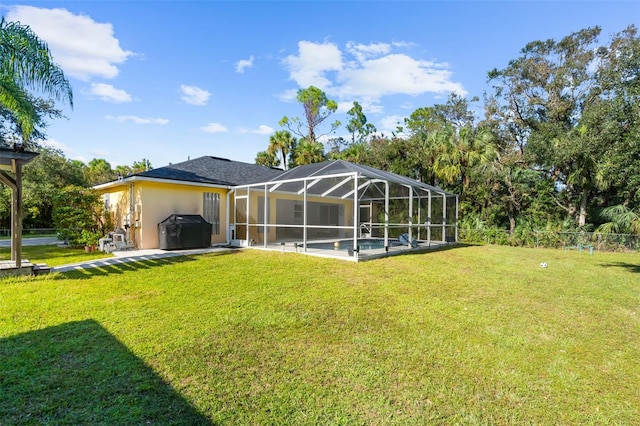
[{"x1": 158, "y1": 214, "x2": 212, "y2": 250}]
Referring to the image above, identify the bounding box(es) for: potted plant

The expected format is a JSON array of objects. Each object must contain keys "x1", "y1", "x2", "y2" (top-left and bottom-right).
[{"x1": 79, "y1": 229, "x2": 101, "y2": 252}]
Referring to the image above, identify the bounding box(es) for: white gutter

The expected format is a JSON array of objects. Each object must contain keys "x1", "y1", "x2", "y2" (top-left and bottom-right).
[{"x1": 93, "y1": 175, "x2": 231, "y2": 191}]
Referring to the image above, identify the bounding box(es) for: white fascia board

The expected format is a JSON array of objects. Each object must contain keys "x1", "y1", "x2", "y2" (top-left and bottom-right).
[{"x1": 93, "y1": 176, "x2": 231, "y2": 191}]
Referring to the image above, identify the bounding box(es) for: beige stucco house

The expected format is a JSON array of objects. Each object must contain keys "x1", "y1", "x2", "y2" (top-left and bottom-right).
[
  {"x1": 94, "y1": 156, "x2": 283, "y2": 249},
  {"x1": 95, "y1": 156, "x2": 458, "y2": 260}
]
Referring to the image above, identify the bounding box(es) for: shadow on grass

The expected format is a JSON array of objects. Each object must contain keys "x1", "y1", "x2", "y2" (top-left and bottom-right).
[
  {"x1": 599, "y1": 262, "x2": 640, "y2": 274},
  {"x1": 53, "y1": 250, "x2": 240, "y2": 280},
  {"x1": 0, "y1": 319, "x2": 213, "y2": 425}
]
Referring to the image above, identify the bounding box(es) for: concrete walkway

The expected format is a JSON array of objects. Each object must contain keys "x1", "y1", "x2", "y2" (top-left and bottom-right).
[{"x1": 52, "y1": 246, "x2": 237, "y2": 273}]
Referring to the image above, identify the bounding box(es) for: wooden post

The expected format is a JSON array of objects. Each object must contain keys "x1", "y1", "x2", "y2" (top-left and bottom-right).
[
  {"x1": 0, "y1": 148, "x2": 39, "y2": 271},
  {"x1": 12, "y1": 161, "x2": 23, "y2": 267},
  {"x1": 0, "y1": 170, "x2": 20, "y2": 267}
]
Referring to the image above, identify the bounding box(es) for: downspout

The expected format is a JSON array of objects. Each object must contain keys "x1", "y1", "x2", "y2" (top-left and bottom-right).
[
  {"x1": 226, "y1": 187, "x2": 234, "y2": 244},
  {"x1": 129, "y1": 183, "x2": 135, "y2": 247}
]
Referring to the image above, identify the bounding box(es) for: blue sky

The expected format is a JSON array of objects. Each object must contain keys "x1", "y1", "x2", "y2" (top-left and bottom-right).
[{"x1": 1, "y1": 1, "x2": 637, "y2": 169}]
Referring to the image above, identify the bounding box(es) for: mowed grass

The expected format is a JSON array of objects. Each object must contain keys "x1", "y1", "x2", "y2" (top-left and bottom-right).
[
  {"x1": 1, "y1": 245, "x2": 639, "y2": 424},
  {"x1": 0, "y1": 245, "x2": 112, "y2": 267}
]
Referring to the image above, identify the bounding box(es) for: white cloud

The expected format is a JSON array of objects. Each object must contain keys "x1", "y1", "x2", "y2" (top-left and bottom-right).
[
  {"x1": 336, "y1": 100, "x2": 383, "y2": 115},
  {"x1": 88, "y1": 148, "x2": 110, "y2": 158},
  {"x1": 278, "y1": 88, "x2": 299, "y2": 103},
  {"x1": 254, "y1": 125, "x2": 274, "y2": 135},
  {"x1": 345, "y1": 41, "x2": 391, "y2": 62},
  {"x1": 239, "y1": 125, "x2": 274, "y2": 135},
  {"x1": 283, "y1": 40, "x2": 467, "y2": 107},
  {"x1": 90, "y1": 83, "x2": 132, "y2": 103},
  {"x1": 41, "y1": 138, "x2": 70, "y2": 152},
  {"x1": 391, "y1": 40, "x2": 416, "y2": 49},
  {"x1": 379, "y1": 115, "x2": 407, "y2": 135},
  {"x1": 200, "y1": 123, "x2": 228, "y2": 133},
  {"x1": 6, "y1": 6, "x2": 133, "y2": 81},
  {"x1": 336, "y1": 101, "x2": 353, "y2": 114},
  {"x1": 283, "y1": 41, "x2": 343, "y2": 90},
  {"x1": 180, "y1": 85, "x2": 211, "y2": 106},
  {"x1": 236, "y1": 56, "x2": 254, "y2": 73},
  {"x1": 339, "y1": 54, "x2": 465, "y2": 98},
  {"x1": 105, "y1": 115, "x2": 169, "y2": 125}
]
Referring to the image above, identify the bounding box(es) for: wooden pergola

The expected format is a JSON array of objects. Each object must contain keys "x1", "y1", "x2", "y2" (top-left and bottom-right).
[{"x1": 0, "y1": 146, "x2": 38, "y2": 269}]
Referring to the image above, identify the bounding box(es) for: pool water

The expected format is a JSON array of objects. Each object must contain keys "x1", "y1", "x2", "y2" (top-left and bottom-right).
[{"x1": 306, "y1": 239, "x2": 402, "y2": 251}]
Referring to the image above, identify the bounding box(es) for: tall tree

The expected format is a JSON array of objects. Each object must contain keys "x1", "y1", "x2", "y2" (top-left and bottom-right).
[
  {"x1": 86, "y1": 158, "x2": 115, "y2": 185},
  {"x1": 346, "y1": 101, "x2": 376, "y2": 145},
  {"x1": 279, "y1": 86, "x2": 340, "y2": 145},
  {"x1": 404, "y1": 95, "x2": 484, "y2": 188},
  {"x1": 0, "y1": 18, "x2": 72, "y2": 143},
  {"x1": 403, "y1": 106, "x2": 447, "y2": 186},
  {"x1": 433, "y1": 124, "x2": 497, "y2": 191},
  {"x1": 488, "y1": 26, "x2": 605, "y2": 227},
  {"x1": 589, "y1": 25, "x2": 640, "y2": 209},
  {"x1": 21, "y1": 148, "x2": 87, "y2": 228}
]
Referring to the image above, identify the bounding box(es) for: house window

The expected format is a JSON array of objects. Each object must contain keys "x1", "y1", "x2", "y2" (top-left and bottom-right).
[
  {"x1": 203, "y1": 192, "x2": 220, "y2": 234},
  {"x1": 103, "y1": 194, "x2": 110, "y2": 212}
]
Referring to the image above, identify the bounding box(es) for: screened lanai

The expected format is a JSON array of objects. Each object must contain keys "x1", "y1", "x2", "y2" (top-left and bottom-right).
[{"x1": 232, "y1": 160, "x2": 458, "y2": 261}]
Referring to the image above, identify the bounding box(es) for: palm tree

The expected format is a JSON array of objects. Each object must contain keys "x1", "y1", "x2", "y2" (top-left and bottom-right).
[
  {"x1": 268, "y1": 130, "x2": 296, "y2": 170},
  {"x1": 433, "y1": 124, "x2": 497, "y2": 189},
  {"x1": 132, "y1": 158, "x2": 153, "y2": 172},
  {"x1": 0, "y1": 18, "x2": 73, "y2": 143},
  {"x1": 597, "y1": 204, "x2": 640, "y2": 236},
  {"x1": 292, "y1": 138, "x2": 326, "y2": 166},
  {"x1": 86, "y1": 158, "x2": 115, "y2": 185},
  {"x1": 255, "y1": 150, "x2": 280, "y2": 168}
]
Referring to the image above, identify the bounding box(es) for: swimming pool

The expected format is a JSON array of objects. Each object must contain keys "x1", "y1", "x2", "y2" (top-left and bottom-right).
[{"x1": 306, "y1": 238, "x2": 403, "y2": 251}]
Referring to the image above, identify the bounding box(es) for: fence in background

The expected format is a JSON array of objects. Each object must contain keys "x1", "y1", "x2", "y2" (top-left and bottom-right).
[
  {"x1": 0, "y1": 228, "x2": 57, "y2": 237},
  {"x1": 460, "y1": 228, "x2": 640, "y2": 253},
  {"x1": 535, "y1": 231, "x2": 640, "y2": 252}
]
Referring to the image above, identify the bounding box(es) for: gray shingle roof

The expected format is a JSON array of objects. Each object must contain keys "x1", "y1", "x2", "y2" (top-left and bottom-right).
[{"x1": 135, "y1": 156, "x2": 284, "y2": 186}]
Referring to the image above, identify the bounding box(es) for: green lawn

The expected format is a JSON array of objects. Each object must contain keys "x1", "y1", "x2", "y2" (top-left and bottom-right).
[
  {"x1": 1, "y1": 245, "x2": 639, "y2": 424},
  {"x1": 0, "y1": 245, "x2": 112, "y2": 267}
]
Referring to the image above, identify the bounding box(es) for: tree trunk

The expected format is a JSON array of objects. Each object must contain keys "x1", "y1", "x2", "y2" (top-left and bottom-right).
[{"x1": 578, "y1": 188, "x2": 589, "y2": 227}]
